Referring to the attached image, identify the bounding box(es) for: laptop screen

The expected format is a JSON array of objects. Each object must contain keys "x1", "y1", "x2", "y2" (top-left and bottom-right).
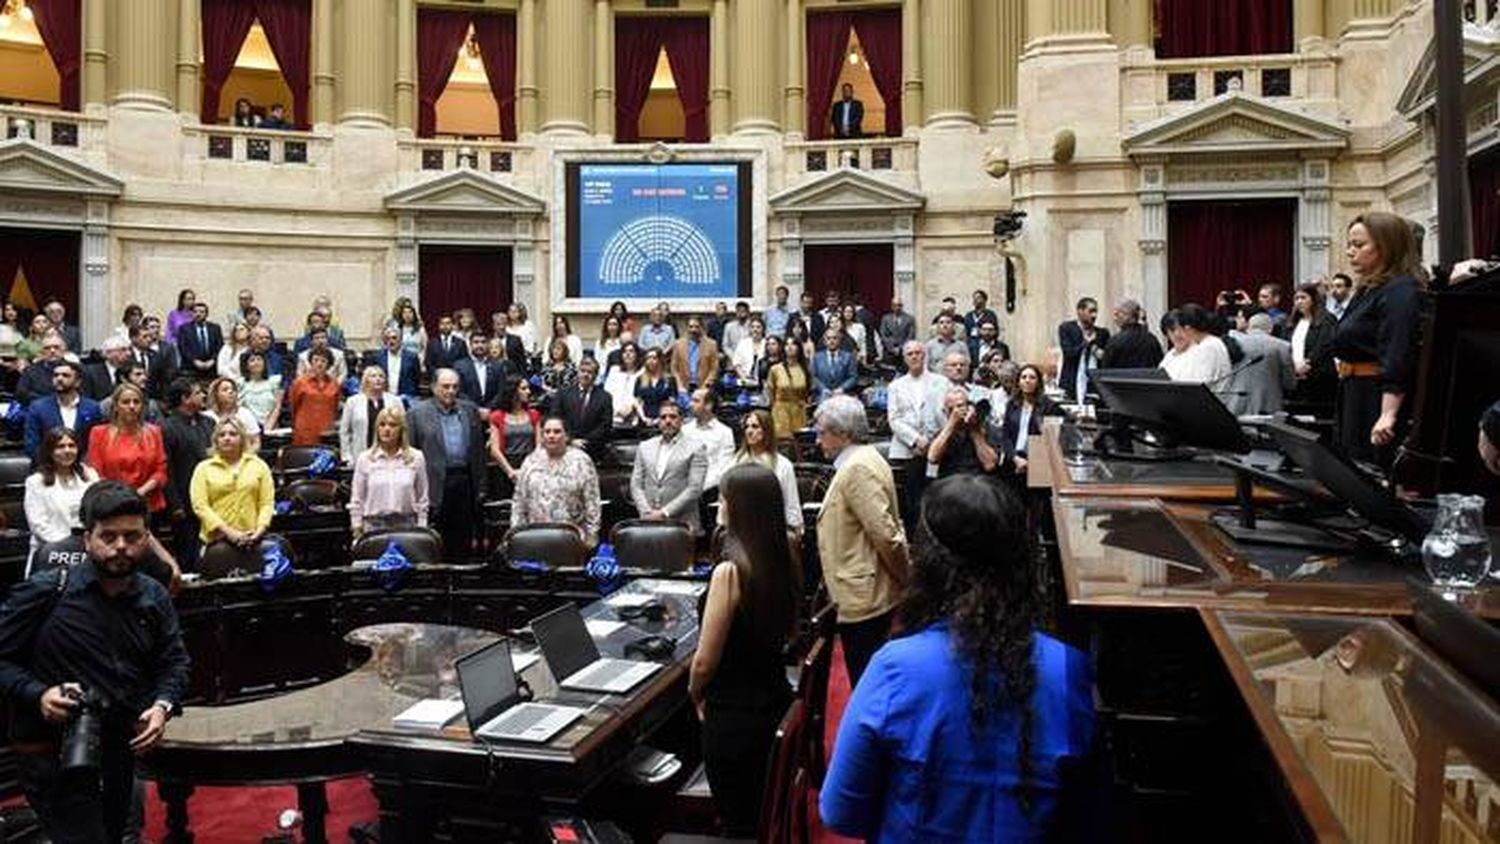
[
  {"x1": 456, "y1": 640, "x2": 520, "y2": 733},
  {"x1": 531, "y1": 605, "x2": 601, "y2": 682}
]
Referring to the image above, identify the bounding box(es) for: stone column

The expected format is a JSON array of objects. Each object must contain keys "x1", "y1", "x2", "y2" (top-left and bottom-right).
[
  {"x1": 313, "y1": 0, "x2": 335, "y2": 127},
  {"x1": 112, "y1": 0, "x2": 174, "y2": 110},
  {"x1": 1109, "y1": 0, "x2": 1152, "y2": 48},
  {"x1": 1351, "y1": 0, "x2": 1394, "y2": 18},
  {"x1": 81, "y1": 200, "x2": 111, "y2": 352},
  {"x1": 973, "y1": 0, "x2": 999, "y2": 123},
  {"x1": 901, "y1": 0, "x2": 923, "y2": 132},
  {"x1": 338, "y1": 0, "x2": 392, "y2": 126},
  {"x1": 782, "y1": 0, "x2": 802, "y2": 137},
  {"x1": 82, "y1": 0, "x2": 107, "y2": 110},
  {"x1": 175, "y1": 0, "x2": 198, "y2": 115},
  {"x1": 922, "y1": 0, "x2": 973, "y2": 128},
  {"x1": 541, "y1": 0, "x2": 591, "y2": 135},
  {"x1": 518, "y1": 0, "x2": 539, "y2": 134},
  {"x1": 593, "y1": 0, "x2": 613, "y2": 137},
  {"x1": 1295, "y1": 0, "x2": 1326, "y2": 44},
  {"x1": 995, "y1": 0, "x2": 1025, "y2": 120},
  {"x1": 394, "y1": 0, "x2": 415, "y2": 131},
  {"x1": 732, "y1": 0, "x2": 779, "y2": 134},
  {"x1": 1027, "y1": 0, "x2": 1108, "y2": 44}
]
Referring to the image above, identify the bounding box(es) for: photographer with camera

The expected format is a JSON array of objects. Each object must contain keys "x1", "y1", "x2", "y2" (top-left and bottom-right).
[
  {"x1": 0, "y1": 480, "x2": 189, "y2": 842},
  {"x1": 926, "y1": 387, "x2": 999, "y2": 479}
]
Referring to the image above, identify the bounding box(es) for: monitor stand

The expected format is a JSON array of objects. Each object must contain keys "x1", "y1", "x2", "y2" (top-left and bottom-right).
[
  {"x1": 1210, "y1": 468, "x2": 1357, "y2": 552},
  {"x1": 1091, "y1": 422, "x2": 1197, "y2": 463}
]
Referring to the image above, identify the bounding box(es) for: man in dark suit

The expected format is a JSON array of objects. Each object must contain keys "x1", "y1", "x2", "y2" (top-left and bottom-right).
[
  {"x1": 963, "y1": 290, "x2": 1000, "y2": 338},
  {"x1": 41, "y1": 300, "x2": 82, "y2": 356},
  {"x1": 407, "y1": 369, "x2": 488, "y2": 558},
  {"x1": 24, "y1": 361, "x2": 103, "y2": 461},
  {"x1": 967, "y1": 319, "x2": 1011, "y2": 368},
  {"x1": 82, "y1": 335, "x2": 135, "y2": 401},
  {"x1": 490, "y1": 311, "x2": 530, "y2": 374},
  {"x1": 812, "y1": 327, "x2": 859, "y2": 400},
  {"x1": 1058, "y1": 297, "x2": 1109, "y2": 402},
  {"x1": 556, "y1": 358, "x2": 613, "y2": 459},
  {"x1": 365, "y1": 326, "x2": 422, "y2": 399},
  {"x1": 831, "y1": 83, "x2": 864, "y2": 139},
  {"x1": 129, "y1": 323, "x2": 175, "y2": 400},
  {"x1": 15, "y1": 333, "x2": 67, "y2": 405},
  {"x1": 425, "y1": 314, "x2": 469, "y2": 378},
  {"x1": 453, "y1": 331, "x2": 509, "y2": 409},
  {"x1": 1100, "y1": 298, "x2": 1165, "y2": 371},
  {"x1": 176, "y1": 303, "x2": 224, "y2": 379}
]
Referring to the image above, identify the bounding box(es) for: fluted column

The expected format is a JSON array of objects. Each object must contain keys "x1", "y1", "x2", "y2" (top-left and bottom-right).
[
  {"x1": 973, "y1": 0, "x2": 998, "y2": 123},
  {"x1": 394, "y1": 0, "x2": 415, "y2": 131},
  {"x1": 593, "y1": 0, "x2": 613, "y2": 136},
  {"x1": 337, "y1": 0, "x2": 392, "y2": 125},
  {"x1": 1351, "y1": 0, "x2": 1394, "y2": 17},
  {"x1": 518, "y1": 0, "x2": 539, "y2": 134},
  {"x1": 922, "y1": 0, "x2": 973, "y2": 127},
  {"x1": 175, "y1": 0, "x2": 198, "y2": 115},
  {"x1": 112, "y1": 0, "x2": 174, "y2": 110},
  {"x1": 541, "y1": 0, "x2": 591, "y2": 135},
  {"x1": 313, "y1": 0, "x2": 334, "y2": 126},
  {"x1": 1027, "y1": 0, "x2": 1107, "y2": 44},
  {"x1": 732, "y1": 0, "x2": 779, "y2": 133},
  {"x1": 1109, "y1": 0, "x2": 1152, "y2": 48},
  {"x1": 82, "y1": 0, "x2": 107, "y2": 110},
  {"x1": 995, "y1": 0, "x2": 1025, "y2": 120},
  {"x1": 1295, "y1": 0, "x2": 1326, "y2": 43},
  {"x1": 782, "y1": 0, "x2": 804, "y2": 137},
  {"x1": 901, "y1": 0, "x2": 922, "y2": 132}
]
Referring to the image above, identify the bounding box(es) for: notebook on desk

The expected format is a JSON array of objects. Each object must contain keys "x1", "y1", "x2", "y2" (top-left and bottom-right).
[
  {"x1": 456, "y1": 639, "x2": 585, "y2": 744},
  {"x1": 531, "y1": 604, "x2": 662, "y2": 694}
]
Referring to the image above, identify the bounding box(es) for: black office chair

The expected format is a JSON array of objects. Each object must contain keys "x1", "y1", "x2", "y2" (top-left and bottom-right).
[
  {"x1": 279, "y1": 478, "x2": 348, "y2": 512},
  {"x1": 611, "y1": 518, "x2": 695, "y2": 573},
  {"x1": 351, "y1": 526, "x2": 443, "y2": 564},
  {"x1": 503, "y1": 522, "x2": 590, "y2": 569},
  {"x1": 275, "y1": 444, "x2": 338, "y2": 480},
  {"x1": 198, "y1": 533, "x2": 295, "y2": 581},
  {"x1": 0, "y1": 452, "x2": 31, "y2": 499}
]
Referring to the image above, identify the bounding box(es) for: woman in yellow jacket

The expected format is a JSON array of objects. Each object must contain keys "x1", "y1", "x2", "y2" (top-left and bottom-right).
[{"x1": 189, "y1": 417, "x2": 275, "y2": 549}]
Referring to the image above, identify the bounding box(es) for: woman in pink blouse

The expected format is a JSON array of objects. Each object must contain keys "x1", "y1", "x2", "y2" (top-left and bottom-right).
[{"x1": 348, "y1": 406, "x2": 430, "y2": 538}]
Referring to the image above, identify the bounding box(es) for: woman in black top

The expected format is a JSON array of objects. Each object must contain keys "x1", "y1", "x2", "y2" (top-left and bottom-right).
[
  {"x1": 690, "y1": 463, "x2": 801, "y2": 837},
  {"x1": 1287, "y1": 280, "x2": 1338, "y2": 417},
  {"x1": 1330, "y1": 212, "x2": 1423, "y2": 466},
  {"x1": 998, "y1": 364, "x2": 1064, "y2": 477}
]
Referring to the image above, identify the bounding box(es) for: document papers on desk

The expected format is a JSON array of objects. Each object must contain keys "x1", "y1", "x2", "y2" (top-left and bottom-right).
[
  {"x1": 393, "y1": 698, "x2": 465, "y2": 730},
  {"x1": 585, "y1": 619, "x2": 628, "y2": 638}
]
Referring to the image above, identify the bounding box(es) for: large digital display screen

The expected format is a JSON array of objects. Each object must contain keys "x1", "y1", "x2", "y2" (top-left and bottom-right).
[{"x1": 566, "y1": 162, "x2": 751, "y2": 301}]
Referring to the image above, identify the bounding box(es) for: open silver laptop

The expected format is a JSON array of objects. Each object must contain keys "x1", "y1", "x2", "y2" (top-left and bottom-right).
[
  {"x1": 455, "y1": 640, "x2": 586, "y2": 743},
  {"x1": 531, "y1": 604, "x2": 662, "y2": 694}
]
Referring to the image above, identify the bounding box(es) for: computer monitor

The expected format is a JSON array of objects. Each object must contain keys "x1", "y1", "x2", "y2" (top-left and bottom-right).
[
  {"x1": 1093, "y1": 376, "x2": 1252, "y2": 454},
  {"x1": 1263, "y1": 420, "x2": 1431, "y2": 545}
]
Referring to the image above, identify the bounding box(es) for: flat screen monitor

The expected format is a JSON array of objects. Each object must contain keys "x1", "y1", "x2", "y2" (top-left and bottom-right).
[
  {"x1": 1093, "y1": 375, "x2": 1251, "y2": 454},
  {"x1": 565, "y1": 162, "x2": 752, "y2": 301}
]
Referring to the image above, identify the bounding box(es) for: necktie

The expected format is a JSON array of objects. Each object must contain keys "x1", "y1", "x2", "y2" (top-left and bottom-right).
[{"x1": 199, "y1": 326, "x2": 207, "y2": 350}]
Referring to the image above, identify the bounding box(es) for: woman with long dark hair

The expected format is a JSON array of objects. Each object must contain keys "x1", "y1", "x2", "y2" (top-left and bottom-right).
[
  {"x1": 1287, "y1": 279, "x2": 1337, "y2": 417},
  {"x1": 998, "y1": 363, "x2": 1064, "y2": 478},
  {"x1": 24, "y1": 427, "x2": 98, "y2": 556},
  {"x1": 166, "y1": 289, "x2": 196, "y2": 345},
  {"x1": 767, "y1": 338, "x2": 811, "y2": 440},
  {"x1": 821, "y1": 475, "x2": 1095, "y2": 840},
  {"x1": 690, "y1": 463, "x2": 801, "y2": 838},
  {"x1": 633, "y1": 346, "x2": 676, "y2": 423}
]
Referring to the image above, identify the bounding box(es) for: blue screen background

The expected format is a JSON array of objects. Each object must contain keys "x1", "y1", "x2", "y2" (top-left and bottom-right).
[{"x1": 577, "y1": 163, "x2": 740, "y2": 300}]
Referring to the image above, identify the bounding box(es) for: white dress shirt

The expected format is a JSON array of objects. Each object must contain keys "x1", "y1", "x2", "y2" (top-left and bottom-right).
[
  {"x1": 1291, "y1": 319, "x2": 1311, "y2": 369},
  {"x1": 886, "y1": 371, "x2": 938, "y2": 460},
  {"x1": 23, "y1": 467, "x2": 98, "y2": 557},
  {"x1": 1162, "y1": 336, "x2": 1232, "y2": 385},
  {"x1": 684, "y1": 417, "x2": 736, "y2": 489},
  {"x1": 386, "y1": 350, "x2": 405, "y2": 392}
]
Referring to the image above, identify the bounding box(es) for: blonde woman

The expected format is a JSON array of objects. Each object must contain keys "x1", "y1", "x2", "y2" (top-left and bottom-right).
[
  {"x1": 338, "y1": 365, "x2": 394, "y2": 464},
  {"x1": 204, "y1": 376, "x2": 263, "y2": 453},
  {"x1": 719, "y1": 409, "x2": 802, "y2": 534},
  {"x1": 216, "y1": 322, "x2": 253, "y2": 382},
  {"x1": 86, "y1": 383, "x2": 167, "y2": 515},
  {"x1": 189, "y1": 417, "x2": 275, "y2": 549},
  {"x1": 349, "y1": 406, "x2": 430, "y2": 538}
]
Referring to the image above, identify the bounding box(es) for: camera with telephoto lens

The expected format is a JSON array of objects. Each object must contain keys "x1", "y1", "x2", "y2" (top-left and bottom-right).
[{"x1": 59, "y1": 686, "x2": 105, "y2": 772}]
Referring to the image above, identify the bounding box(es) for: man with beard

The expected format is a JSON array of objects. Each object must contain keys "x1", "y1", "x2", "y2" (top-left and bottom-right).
[{"x1": 0, "y1": 481, "x2": 189, "y2": 842}]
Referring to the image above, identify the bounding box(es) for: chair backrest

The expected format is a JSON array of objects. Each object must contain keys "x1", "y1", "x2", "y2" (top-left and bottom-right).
[
  {"x1": 610, "y1": 518, "x2": 695, "y2": 573},
  {"x1": 276, "y1": 445, "x2": 334, "y2": 475},
  {"x1": 351, "y1": 526, "x2": 444, "y2": 564},
  {"x1": 0, "y1": 452, "x2": 32, "y2": 492},
  {"x1": 280, "y1": 478, "x2": 347, "y2": 511},
  {"x1": 756, "y1": 699, "x2": 808, "y2": 844},
  {"x1": 794, "y1": 463, "x2": 834, "y2": 505},
  {"x1": 199, "y1": 534, "x2": 295, "y2": 581},
  {"x1": 797, "y1": 636, "x2": 833, "y2": 788},
  {"x1": 504, "y1": 522, "x2": 589, "y2": 569}
]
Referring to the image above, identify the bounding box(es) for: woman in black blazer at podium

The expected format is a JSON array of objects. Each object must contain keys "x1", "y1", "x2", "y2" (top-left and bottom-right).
[{"x1": 997, "y1": 364, "x2": 1063, "y2": 479}]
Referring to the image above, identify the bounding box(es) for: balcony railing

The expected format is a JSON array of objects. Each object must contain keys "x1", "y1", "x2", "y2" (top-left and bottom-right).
[
  {"x1": 398, "y1": 137, "x2": 533, "y2": 176},
  {"x1": 1122, "y1": 51, "x2": 1340, "y2": 115},
  {"x1": 183, "y1": 123, "x2": 332, "y2": 167},
  {"x1": 0, "y1": 104, "x2": 105, "y2": 152},
  {"x1": 783, "y1": 137, "x2": 918, "y2": 177}
]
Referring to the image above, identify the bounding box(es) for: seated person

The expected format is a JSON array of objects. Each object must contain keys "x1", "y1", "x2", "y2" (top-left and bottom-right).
[
  {"x1": 189, "y1": 417, "x2": 275, "y2": 553},
  {"x1": 811, "y1": 328, "x2": 859, "y2": 400},
  {"x1": 629, "y1": 401, "x2": 707, "y2": 535},
  {"x1": 511, "y1": 416, "x2": 602, "y2": 547},
  {"x1": 821, "y1": 475, "x2": 1096, "y2": 841}
]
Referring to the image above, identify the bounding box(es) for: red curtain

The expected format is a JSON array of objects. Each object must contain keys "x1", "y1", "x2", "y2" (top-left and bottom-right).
[
  {"x1": 851, "y1": 9, "x2": 901, "y2": 137},
  {"x1": 614, "y1": 17, "x2": 663, "y2": 143},
  {"x1": 472, "y1": 13, "x2": 518, "y2": 141},
  {"x1": 661, "y1": 18, "x2": 710, "y2": 142},
  {"x1": 1470, "y1": 151, "x2": 1500, "y2": 259},
  {"x1": 417, "y1": 8, "x2": 471, "y2": 138},
  {"x1": 30, "y1": 0, "x2": 81, "y2": 111},
  {"x1": 1156, "y1": 0, "x2": 1293, "y2": 59},
  {"x1": 199, "y1": 0, "x2": 259, "y2": 125},
  {"x1": 805, "y1": 11, "x2": 852, "y2": 141},
  {"x1": 0, "y1": 228, "x2": 80, "y2": 323},
  {"x1": 418, "y1": 247, "x2": 513, "y2": 335},
  {"x1": 803, "y1": 244, "x2": 894, "y2": 318},
  {"x1": 1167, "y1": 200, "x2": 1297, "y2": 310},
  {"x1": 253, "y1": 0, "x2": 311, "y2": 128}
]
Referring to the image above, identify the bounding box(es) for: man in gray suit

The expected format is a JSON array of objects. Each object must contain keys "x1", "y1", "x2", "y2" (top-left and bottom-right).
[
  {"x1": 629, "y1": 400, "x2": 708, "y2": 535},
  {"x1": 407, "y1": 368, "x2": 488, "y2": 558},
  {"x1": 1224, "y1": 313, "x2": 1295, "y2": 417}
]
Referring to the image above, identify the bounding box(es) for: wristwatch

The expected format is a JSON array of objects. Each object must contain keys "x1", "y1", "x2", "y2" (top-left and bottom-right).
[{"x1": 152, "y1": 700, "x2": 174, "y2": 720}]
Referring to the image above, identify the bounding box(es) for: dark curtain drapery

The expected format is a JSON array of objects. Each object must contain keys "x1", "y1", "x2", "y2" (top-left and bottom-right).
[
  {"x1": 0, "y1": 228, "x2": 80, "y2": 322},
  {"x1": 418, "y1": 247, "x2": 513, "y2": 335},
  {"x1": 417, "y1": 8, "x2": 471, "y2": 138},
  {"x1": 1167, "y1": 200, "x2": 1297, "y2": 310},
  {"x1": 805, "y1": 11, "x2": 852, "y2": 141},
  {"x1": 472, "y1": 13, "x2": 518, "y2": 140},
  {"x1": 30, "y1": 0, "x2": 82, "y2": 111},
  {"x1": 851, "y1": 9, "x2": 901, "y2": 137},
  {"x1": 614, "y1": 17, "x2": 663, "y2": 143},
  {"x1": 661, "y1": 18, "x2": 710, "y2": 142},
  {"x1": 1470, "y1": 151, "x2": 1500, "y2": 260},
  {"x1": 803, "y1": 244, "x2": 894, "y2": 318},
  {"x1": 1156, "y1": 0, "x2": 1293, "y2": 59},
  {"x1": 200, "y1": 0, "x2": 259, "y2": 125},
  {"x1": 252, "y1": 0, "x2": 311, "y2": 128}
]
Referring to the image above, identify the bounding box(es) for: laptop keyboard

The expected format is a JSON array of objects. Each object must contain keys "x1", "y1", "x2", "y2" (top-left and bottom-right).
[
  {"x1": 573, "y1": 660, "x2": 637, "y2": 687},
  {"x1": 493, "y1": 705, "x2": 552, "y2": 734}
]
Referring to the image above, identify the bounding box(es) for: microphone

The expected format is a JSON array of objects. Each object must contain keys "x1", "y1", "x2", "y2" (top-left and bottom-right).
[{"x1": 1205, "y1": 354, "x2": 1265, "y2": 388}]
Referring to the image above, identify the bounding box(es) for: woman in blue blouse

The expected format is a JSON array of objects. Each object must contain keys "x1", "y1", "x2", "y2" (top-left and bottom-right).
[{"x1": 820, "y1": 474, "x2": 1096, "y2": 842}]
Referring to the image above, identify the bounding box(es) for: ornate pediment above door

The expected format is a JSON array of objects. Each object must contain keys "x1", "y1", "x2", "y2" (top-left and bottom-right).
[{"x1": 1122, "y1": 92, "x2": 1349, "y2": 159}]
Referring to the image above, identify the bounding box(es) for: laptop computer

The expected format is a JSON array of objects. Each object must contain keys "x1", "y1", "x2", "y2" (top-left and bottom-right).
[
  {"x1": 455, "y1": 639, "x2": 586, "y2": 744},
  {"x1": 531, "y1": 604, "x2": 663, "y2": 694}
]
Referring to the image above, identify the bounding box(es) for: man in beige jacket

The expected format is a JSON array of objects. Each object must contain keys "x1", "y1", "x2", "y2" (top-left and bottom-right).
[{"x1": 814, "y1": 394, "x2": 910, "y2": 686}]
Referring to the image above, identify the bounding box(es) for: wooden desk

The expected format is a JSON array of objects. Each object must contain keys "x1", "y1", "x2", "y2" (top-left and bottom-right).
[
  {"x1": 1204, "y1": 610, "x2": 1500, "y2": 844},
  {"x1": 1036, "y1": 419, "x2": 1254, "y2": 501}
]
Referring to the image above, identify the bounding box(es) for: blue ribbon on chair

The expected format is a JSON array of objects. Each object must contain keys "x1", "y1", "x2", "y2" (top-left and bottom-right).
[
  {"x1": 586, "y1": 543, "x2": 620, "y2": 595},
  {"x1": 675, "y1": 392, "x2": 691, "y2": 411},
  {"x1": 528, "y1": 374, "x2": 544, "y2": 390},
  {"x1": 342, "y1": 376, "x2": 361, "y2": 397},
  {"x1": 866, "y1": 385, "x2": 889, "y2": 412},
  {"x1": 306, "y1": 449, "x2": 337, "y2": 478},
  {"x1": 735, "y1": 390, "x2": 750, "y2": 409},
  {"x1": 691, "y1": 559, "x2": 714, "y2": 578},
  {"x1": 2, "y1": 400, "x2": 24, "y2": 437},
  {"x1": 509, "y1": 559, "x2": 550, "y2": 573},
  {"x1": 722, "y1": 372, "x2": 738, "y2": 390},
  {"x1": 374, "y1": 540, "x2": 412, "y2": 592},
  {"x1": 258, "y1": 542, "x2": 294, "y2": 593},
  {"x1": 274, "y1": 499, "x2": 295, "y2": 516}
]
